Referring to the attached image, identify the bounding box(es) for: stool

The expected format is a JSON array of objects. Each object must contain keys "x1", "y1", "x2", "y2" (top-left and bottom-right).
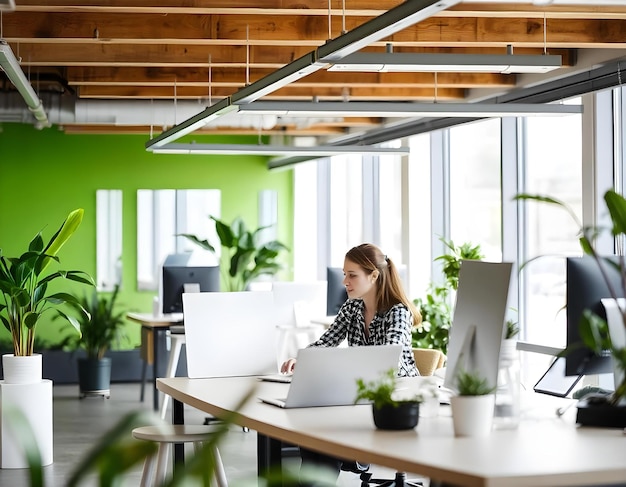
[
  {"x1": 159, "y1": 331, "x2": 186, "y2": 419},
  {"x1": 131, "y1": 424, "x2": 227, "y2": 487}
]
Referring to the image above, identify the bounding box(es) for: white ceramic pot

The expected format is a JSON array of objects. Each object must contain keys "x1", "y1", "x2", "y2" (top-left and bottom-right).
[
  {"x1": 450, "y1": 394, "x2": 495, "y2": 437},
  {"x1": 2, "y1": 354, "x2": 43, "y2": 384}
]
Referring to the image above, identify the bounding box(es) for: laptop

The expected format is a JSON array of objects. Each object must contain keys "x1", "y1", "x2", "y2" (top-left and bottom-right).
[{"x1": 259, "y1": 345, "x2": 402, "y2": 408}]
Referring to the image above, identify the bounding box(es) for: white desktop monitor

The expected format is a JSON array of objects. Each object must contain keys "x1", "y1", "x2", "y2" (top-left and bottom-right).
[
  {"x1": 444, "y1": 260, "x2": 513, "y2": 392},
  {"x1": 271, "y1": 281, "x2": 327, "y2": 328},
  {"x1": 182, "y1": 291, "x2": 279, "y2": 377}
]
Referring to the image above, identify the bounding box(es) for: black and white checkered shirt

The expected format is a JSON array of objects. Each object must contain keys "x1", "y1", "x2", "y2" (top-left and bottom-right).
[{"x1": 308, "y1": 299, "x2": 419, "y2": 377}]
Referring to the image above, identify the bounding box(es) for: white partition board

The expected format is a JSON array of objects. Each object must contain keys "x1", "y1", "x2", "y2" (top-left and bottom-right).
[
  {"x1": 444, "y1": 260, "x2": 513, "y2": 392},
  {"x1": 183, "y1": 291, "x2": 279, "y2": 378},
  {"x1": 271, "y1": 281, "x2": 327, "y2": 328}
]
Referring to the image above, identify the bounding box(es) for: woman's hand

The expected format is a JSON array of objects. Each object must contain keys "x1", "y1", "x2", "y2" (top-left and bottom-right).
[{"x1": 281, "y1": 358, "x2": 297, "y2": 374}]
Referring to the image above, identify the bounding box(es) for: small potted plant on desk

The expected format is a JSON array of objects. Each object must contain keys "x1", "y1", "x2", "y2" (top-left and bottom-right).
[
  {"x1": 63, "y1": 284, "x2": 128, "y2": 398},
  {"x1": 355, "y1": 368, "x2": 423, "y2": 430},
  {"x1": 449, "y1": 369, "x2": 496, "y2": 437}
]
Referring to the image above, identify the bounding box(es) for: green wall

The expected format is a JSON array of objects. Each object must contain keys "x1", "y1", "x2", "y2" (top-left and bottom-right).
[{"x1": 0, "y1": 123, "x2": 294, "y2": 348}]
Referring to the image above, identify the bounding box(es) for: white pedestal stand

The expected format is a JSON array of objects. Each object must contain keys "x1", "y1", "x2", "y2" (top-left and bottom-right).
[{"x1": 0, "y1": 380, "x2": 53, "y2": 468}]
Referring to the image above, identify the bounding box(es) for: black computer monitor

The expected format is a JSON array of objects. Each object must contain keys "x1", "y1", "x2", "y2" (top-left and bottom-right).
[
  {"x1": 565, "y1": 255, "x2": 620, "y2": 376},
  {"x1": 326, "y1": 264, "x2": 408, "y2": 316},
  {"x1": 326, "y1": 267, "x2": 348, "y2": 316},
  {"x1": 160, "y1": 253, "x2": 220, "y2": 314}
]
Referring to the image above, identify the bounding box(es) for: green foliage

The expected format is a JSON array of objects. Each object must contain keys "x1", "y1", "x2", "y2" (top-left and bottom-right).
[
  {"x1": 436, "y1": 238, "x2": 484, "y2": 291},
  {"x1": 0, "y1": 209, "x2": 95, "y2": 356},
  {"x1": 516, "y1": 190, "x2": 626, "y2": 405},
  {"x1": 505, "y1": 317, "x2": 520, "y2": 339},
  {"x1": 454, "y1": 369, "x2": 496, "y2": 396},
  {"x1": 179, "y1": 215, "x2": 289, "y2": 292},
  {"x1": 412, "y1": 238, "x2": 484, "y2": 355},
  {"x1": 355, "y1": 368, "x2": 422, "y2": 409},
  {"x1": 62, "y1": 284, "x2": 128, "y2": 359}
]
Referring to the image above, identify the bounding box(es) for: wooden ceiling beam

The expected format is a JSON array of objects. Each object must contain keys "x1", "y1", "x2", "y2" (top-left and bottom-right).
[
  {"x1": 9, "y1": 44, "x2": 576, "y2": 68},
  {"x1": 2, "y1": 13, "x2": 626, "y2": 48},
  {"x1": 13, "y1": 1, "x2": 626, "y2": 20}
]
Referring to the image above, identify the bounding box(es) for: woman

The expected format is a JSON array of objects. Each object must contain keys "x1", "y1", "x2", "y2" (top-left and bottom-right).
[
  {"x1": 281, "y1": 243, "x2": 420, "y2": 377},
  {"x1": 280, "y1": 243, "x2": 420, "y2": 485}
]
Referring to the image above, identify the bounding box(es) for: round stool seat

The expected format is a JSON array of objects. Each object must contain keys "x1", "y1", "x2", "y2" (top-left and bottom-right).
[{"x1": 132, "y1": 424, "x2": 221, "y2": 444}]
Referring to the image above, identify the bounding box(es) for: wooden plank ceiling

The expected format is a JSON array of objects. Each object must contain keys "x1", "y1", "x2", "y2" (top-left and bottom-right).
[{"x1": 1, "y1": 1, "x2": 625, "y2": 138}]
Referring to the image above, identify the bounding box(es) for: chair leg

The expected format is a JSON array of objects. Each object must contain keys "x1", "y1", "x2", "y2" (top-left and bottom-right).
[
  {"x1": 139, "y1": 453, "x2": 156, "y2": 487},
  {"x1": 154, "y1": 443, "x2": 170, "y2": 486},
  {"x1": 192, "y1": 441, "x2": 228, "y2": 487},
  {"x1": 212, "y1": 446, "x2": 228, "y2": 487}
]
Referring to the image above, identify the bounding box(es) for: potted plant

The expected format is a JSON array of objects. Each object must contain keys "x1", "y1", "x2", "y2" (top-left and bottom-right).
[
  {"x1": 179, "y1": 215, "x2": 289, "y2": 292},
  {"x1": 62, "y1": 284, "x2": 128, "y2": 398},
  {"x1": 355, "y1": 368, "x2": 424, "y2": 430},
  {"x1": 449, "y1": 369, "x2": 496, "y2": 437},
  {"x1": 0, "y1": 209, "x2": 94, "y2": 383},
  {"x1": 516, "y1": 190, "x2": 626, "y2": 426},
  {"x1": 412, "y1": 238, "x2": 484, "y2": 355}
]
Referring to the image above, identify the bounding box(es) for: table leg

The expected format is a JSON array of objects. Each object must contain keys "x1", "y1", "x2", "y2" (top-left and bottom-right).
[
  {"x1": 257, "y1": 433, "x2": 282, "y2": 481},
  {"x1": 172, "y1": 397, "x2": 185, "y2": 469},
  {"x1": 152, "y1": 328, "x2": 160, "y2": 411}
]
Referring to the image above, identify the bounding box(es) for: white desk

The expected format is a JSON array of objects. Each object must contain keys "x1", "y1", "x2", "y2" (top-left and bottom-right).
[
  {"x1": 127, "y1": 312, "x2": 184, "y2": 411},
  {"x1": 157, "y1": 376, "x2": 626, "y2": 487}
]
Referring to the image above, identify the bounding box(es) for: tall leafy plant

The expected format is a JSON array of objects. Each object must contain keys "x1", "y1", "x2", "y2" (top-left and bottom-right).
[
  {"x1": 412, "y1": 238, "x2": 484, "y2": 355},
  {"x1": 63, "y1": 284, "x2": 128, "y2": 359},
  {"x1": 516, "y1": 190, "x2": 626, "y2": 405},
  {"x1": 180, "y1": 215, "x2": 289, "y2": 292},
  {"x1": 0, "y1": 209, "x2": 94, "y2": 356}
]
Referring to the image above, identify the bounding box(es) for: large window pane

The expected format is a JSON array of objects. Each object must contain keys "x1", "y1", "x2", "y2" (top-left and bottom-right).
[
  {"x1": 522, "y1": 101, "x2": 583, "y2": 387},
  {"x1": 449, "y1": 119, "x2": 502, "y2": 261},
  {"x1": 329, "y1": 155, "x2": 363, "y2": 266}
]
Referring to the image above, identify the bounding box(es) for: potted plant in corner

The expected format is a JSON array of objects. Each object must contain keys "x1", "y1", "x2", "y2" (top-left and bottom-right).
[
  {"x1": 516, "y1": 190, "x2": 626, "y2": 427},
  {"x1": 449, "y1": 369, "x2": 496, "y2": 437},
  {"x1": 179, "y1": 215, "x2": 289, "y2": 292},
  {"x1": 355, "y1": 368, "x2": 424, "y2": 430},
  {"x1": 63, "y1": 284, "x2": 128, "y2": 398},
  {"x1": 0, "y1": 208, "x2": 94, "y2": 384}
]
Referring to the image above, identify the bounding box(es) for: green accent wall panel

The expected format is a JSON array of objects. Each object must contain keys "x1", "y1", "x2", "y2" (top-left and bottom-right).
[{"x1": 0, "y1": 124, "x2": 294, "y2": 348}]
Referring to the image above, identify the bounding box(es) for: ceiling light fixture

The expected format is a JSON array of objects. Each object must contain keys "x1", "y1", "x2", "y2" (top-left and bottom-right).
[
  {"x1": 327, "y1": 52, "x2": 562, "y2": 74},
  {"x1": 0, "y1": 40, "x2": 49, "y2": 128},
  {"x1": 145, "y1": 98, "x2": 239, "y2": 150},
  {"x1": 151, "y1": 143, "x2": 410, "y2": 157},
  {"x1": 236, "y1": 101, "x2": 582, "y2": 118},
  {"x1": 146, "y1": 0, "x2": 461, "y2": 151}
]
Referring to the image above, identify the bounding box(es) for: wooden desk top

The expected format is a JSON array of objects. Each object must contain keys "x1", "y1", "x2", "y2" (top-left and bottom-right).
[
  {"x1": 157, "y1": 376, "x2": 626, "y2": 487},
  {"x1": 126, "y1": 312, "x2": 184, "y2": 328}
]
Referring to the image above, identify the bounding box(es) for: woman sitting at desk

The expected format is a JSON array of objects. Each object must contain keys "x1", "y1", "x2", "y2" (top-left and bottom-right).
[{"x1": 280, "y1": 243, "x2": 420, "y2": 484}]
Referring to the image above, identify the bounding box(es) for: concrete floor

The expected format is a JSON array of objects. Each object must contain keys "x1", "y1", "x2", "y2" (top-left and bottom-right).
[{"x1": 0, "y1": 382, "x2": 412, "y2": 487}]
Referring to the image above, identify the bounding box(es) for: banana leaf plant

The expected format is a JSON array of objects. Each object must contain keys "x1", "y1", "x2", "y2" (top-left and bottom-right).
[
  {"x1": 179, "y1": 215, "x2": 289, "y2": 292},
  {"x1": 0, "y1": 209, "x2": 95, "y2": 356},
  {"x1": 515, "y1": 190, "x2": 626, "y2": 405}
]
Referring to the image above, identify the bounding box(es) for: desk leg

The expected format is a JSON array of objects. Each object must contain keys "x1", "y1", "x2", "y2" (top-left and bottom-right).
[
  {"x1": 257, "y1": 433, "x2": 282, "y2": 481},
  {"x1": 172, "y1": 397, "x2": 185, "y2": 470},
  {"x1": 152, "y1": 328, "x2": 161, "y2": 411}
]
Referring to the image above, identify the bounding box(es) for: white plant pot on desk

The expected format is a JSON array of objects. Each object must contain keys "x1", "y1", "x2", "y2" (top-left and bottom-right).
[
  {"x1": 450, "y1": 394, "x2": 495, "y2": 437},
  {"x1": 2, "y1": 354, "x2": 42, "y2": 384}
]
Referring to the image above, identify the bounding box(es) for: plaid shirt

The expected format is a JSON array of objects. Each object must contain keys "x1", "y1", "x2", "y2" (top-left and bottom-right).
[{"x1": 308, "y1": 299, "x2": 419, "y2": 377}]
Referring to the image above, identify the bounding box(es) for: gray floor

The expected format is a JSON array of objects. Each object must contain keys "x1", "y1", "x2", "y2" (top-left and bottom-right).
[{"x1": 0, "y1": 382, "x2": 411, "y2": 487}]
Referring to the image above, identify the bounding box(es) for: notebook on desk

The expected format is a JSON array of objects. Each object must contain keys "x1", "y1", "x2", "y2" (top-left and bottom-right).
[{"x1": 259, "y1": 345, "x2": 402, "y2": 408}]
